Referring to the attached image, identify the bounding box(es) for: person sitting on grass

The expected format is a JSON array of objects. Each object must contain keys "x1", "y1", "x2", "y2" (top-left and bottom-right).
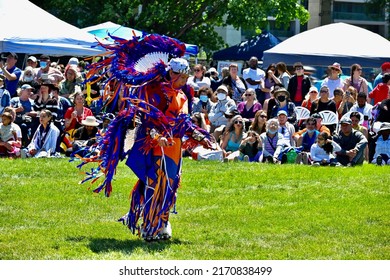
[
  {"x1": 294, "y1": 117, "x2": 320, "y2": 165},
  {"x1": 66, "y1": 116, "x2": 100, "y2": 157},
  {"x1": 22, "y1": 109, "x2": 60, "y2": 158},
  {"x1": 0, "y1": 111, "x2": 19, "y2": 157},
  {"x1": 239, "y1": 130, "x2": 262, "y2": 162},
  {"x1": 310, "y1": 131, "x2": 341, "y2": 166},
  {"x1": 259, "y1": 118, "x2": 284, "y2": 163},
  {"x1": 371, "y1": 122, "x2": 390, "y2": 165},
  {"x1": 333, "y1": 117, "x2": 368, "y2": 166},
  {"x1": 221, "y1": 115, "x2": 246, "y2": 162},
  {"x1": 249, "y1": 109, "x2": 267, "y2": 135}
]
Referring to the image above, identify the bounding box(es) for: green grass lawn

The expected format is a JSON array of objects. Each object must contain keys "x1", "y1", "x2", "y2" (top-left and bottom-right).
[{"x1": 0, "y1": 158, "x2": 388, "y2": 260}]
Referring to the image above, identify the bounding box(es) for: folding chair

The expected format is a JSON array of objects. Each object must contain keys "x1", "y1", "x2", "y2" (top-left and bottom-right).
[{"x1": 319, "y1": 110, "x2": 339, "y2": 133}]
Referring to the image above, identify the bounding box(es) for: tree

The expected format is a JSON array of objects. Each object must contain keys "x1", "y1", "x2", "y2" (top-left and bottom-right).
[{"x1": 31, "y1": 0, "x2": 310, "y2": 55}]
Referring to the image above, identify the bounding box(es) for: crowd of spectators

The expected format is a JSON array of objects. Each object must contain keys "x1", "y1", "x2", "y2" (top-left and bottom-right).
[{"x1": 0, "y1": 51, "x2": 389, "y2": 166}]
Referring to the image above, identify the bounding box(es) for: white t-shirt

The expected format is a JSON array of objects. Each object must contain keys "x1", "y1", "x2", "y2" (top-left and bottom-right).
[
  {"x1": 242, "y1": 68, "x2": 265, "y2": 90},
  {"x1": 321, "y1": 78, "x2": 344, "y2": 99},
  {"x1": 187, "y1": 76, "x2": 211, "y2": 89}
]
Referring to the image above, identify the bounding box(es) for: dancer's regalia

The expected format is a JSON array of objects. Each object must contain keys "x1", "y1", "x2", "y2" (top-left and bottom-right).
[{"x1": 79, "y1": 34, "x2": 214, "y2": 241}]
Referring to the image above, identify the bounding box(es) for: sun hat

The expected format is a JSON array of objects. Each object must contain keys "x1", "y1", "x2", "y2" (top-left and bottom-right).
[
  {"x1": 216, "y1": 85, "x2": 228, "y2": 94},
  {"x1": 277, "y1": 110, "x2": 288, "y2": 116},
  {"x1": 329, "y1": 62, "x2": 342, "y2": 73},
  {"x1": 81, "y1": 116, "x2": 99, "y2": 127},
  {"x1": 273, "y1": 87, "x2": 290, "y2": 98},
  {"x1": 378, "y1": 122, "x2": 390, "y2": 133},
  {"x1": 168, "y1": 57, "x2": 190, "y2": 74}
]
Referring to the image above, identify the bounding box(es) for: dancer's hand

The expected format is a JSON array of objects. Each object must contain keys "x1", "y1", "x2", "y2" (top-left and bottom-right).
[{"x1": 158, "y1": 137, "x2": 169, "y2": 147}]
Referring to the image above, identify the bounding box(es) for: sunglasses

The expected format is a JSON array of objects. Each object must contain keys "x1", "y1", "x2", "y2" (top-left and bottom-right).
[
  {"x1": 295, "y1": 67, "x2": 303, "y2": 70},
  {"x1": 234, "y1": 120, "x2": 243, "y2": 125},
  {"x1": 317, "y1": 138, "x2": 324, "y2": 141},
  {"x1": 356, "y1": 68, "x2": 362, "y2": 71},
  {"x1": 245, "y1": 94, "x2": 253, "y2": 97},
  {"x1": 320, "y1": 90, "x2": 329, "y2": 93},
  {"x1": 194, "y1": 69, "x2": 201, "y2": 72}
]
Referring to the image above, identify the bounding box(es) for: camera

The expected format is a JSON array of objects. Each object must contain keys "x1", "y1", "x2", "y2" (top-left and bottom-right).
[{"x1": 346, "y1": 91, "x2": 350, "y2": 97}]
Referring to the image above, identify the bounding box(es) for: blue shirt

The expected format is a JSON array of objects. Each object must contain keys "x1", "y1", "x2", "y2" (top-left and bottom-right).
[{"x1": 4, "y1": 66, "x2": 22, "y2": 97}]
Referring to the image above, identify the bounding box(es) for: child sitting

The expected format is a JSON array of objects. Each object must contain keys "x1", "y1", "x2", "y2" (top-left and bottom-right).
[
  {"x1": 310, "y1": 131, "x2": 341, "y2": 166},
  {"x1": 0, "y1": 112, "x2": 19, "y2": 157},
  {"x1": 239, "y1": 130, "x2": 262, "y2": 162}
]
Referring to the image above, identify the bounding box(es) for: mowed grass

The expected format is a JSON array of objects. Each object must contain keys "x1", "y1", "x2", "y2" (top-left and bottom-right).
[{"x1": 0, "y1": 158, "x2": 388, "y2": 260}]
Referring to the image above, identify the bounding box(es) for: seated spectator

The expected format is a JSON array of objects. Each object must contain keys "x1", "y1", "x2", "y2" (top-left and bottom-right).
[
  {"x1": 371, "y1": 122, "x2": 390, "y2": 165},
  {"x1": 192, "y1": 86, "x2": 214, "y2": 126},
  {"x1": 239, "y1": 130, "x2": 262, "y2": 162},
  {"x1": 207, "y1": 67, "x2": 222, "y2": 92},
  {"x1": 249, "y1": 110, "x2": 267, "y2": 135},
  {"x1": 21, "y1": 110, "x2": 60, "y2": 158},
  {"x1": 270, "y1": 88, "x2": 296, "y2": 124},
  {"x1": 222, "y1": 63, "x2": 247, "y2": 104},
  {"x1": 0, "y1": 75, "x2": 11, "y2": 114},
  {"x1": 35, "y1": 55, "x2": 64, "y2": 85},
  {"x1": 59, "y1": 65, "x2": 84, "y2": 99},
  {"x1": 333, "y1": 118, "x2": 368, "y2": 166},
  {"x1": 3, "y1": 107, "x2": 22, "y2": 149},
  {"x1": 66, "y1": 116, "x2": 99, "y2": 157},
  {"x1": 310, "y1": 85, "x2": 337, "y2": 115},
  {"x1": 100, "y1": 113, "x2": 115, "y2": 135},
  {"x1": 191, "y1": 112, "x2": 209, "y2": 131},
  {"x1": 310, "y1": 131, "x2": 342, "y2": 166},
  {"x1": 0, "y1": 111, "x2": 19, "y2": 157},
  {"x1": 301, "y1": 86, "x2": 319, "y2": 112},
  {"x1": 368, "y1": 73, "x2": 390, "y2": 105},
  {"x1": 10, "y1": 84, "x2": 37, "y2": 147},
  {"x1": 294, "y1": 117, "x2": 320, "y2": 165},
  {"x1": 259, "y1": 118, "x2": 284, "y2": 163},
  {"x1": 263, "y1": 83, "x2": 283, "y2": 119},
  {"x1": 208, "y1": 85, "x2": 236, "y2": 134},
  {"x1": 337, "y1": 86, "x2": 356, "y2": 117},
  {"x1": 293, "y1": 114, "x2": 331, "y2": 145},
  {"x1": 26, "y1": 56, "x2": 39, "y2": 73},
  {"x1": 64, "y1": 91, "x2": 94, "y2": 135},
  {"x1": 19, "y1": 66, "x2": 38, "y2": 87},
  {"x1": 220, "y1": 115, "x2": 246, "y2": 161},
  {"x1": 237, "y1": 88, "x2": 262, "y2": 130},
  {"x1": 349, "y1": 92, "x2": 373, "y2": 130},
  {"x1": 187, "y1": 64, "x2": 211, "y2": 89},
  {"x1": 277, "y1": 110, "x2": 295, "y2": 147},
  {"x1": 350, "y1": 111, "x2": 369, "y2": 143},
  {"x1": 333, "y1": 87, "x2": 344, "y2": 111}
]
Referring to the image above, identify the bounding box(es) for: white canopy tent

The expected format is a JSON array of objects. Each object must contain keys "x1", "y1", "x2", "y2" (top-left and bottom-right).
[
  {"x1": 263, "y1": 23, "x2": 390, "y2": 68},
  {"x1": 0, "y1": 0, "x2": 105, "y2": 56}
]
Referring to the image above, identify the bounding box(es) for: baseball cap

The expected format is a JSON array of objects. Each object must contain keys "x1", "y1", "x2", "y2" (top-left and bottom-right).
[
  {"x1": 277, "y1": 110, "x2": 288, "y2": 116},
  {"x1": 339, "y1": 118, "x2": 352, "y2": 125},
  {"x1": 27, "y1": 56, "x2": 37, "y2": 63},
  {"x1": 21, "y1": 84, "x2": 34, "y2": 90},
  {"x1": 216, "y1": 85, "x2": 228, "y2": 94},
  {"x1": 68, "y1": 57, "x2": 79, "y2": 66},
  {"x1": 311, "y1": 113, "x2": 322, "y2": 119}
]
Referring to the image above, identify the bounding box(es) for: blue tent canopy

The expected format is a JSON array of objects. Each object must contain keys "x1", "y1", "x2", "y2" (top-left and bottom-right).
[
  {"x1": 82, "y1": 22, "x2": 199, "y2": 56},
  {"x1": 212, "y1": 31, "x2": 281, "y2": 61}
]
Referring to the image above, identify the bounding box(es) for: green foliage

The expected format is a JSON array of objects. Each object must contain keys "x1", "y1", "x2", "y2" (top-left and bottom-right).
[
  {"x1": 0, "y1": 158, "x2": 388, "y2": 260},
  {"x1": 30, "y1": 0, "x2": 309, "y2": 54}
]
